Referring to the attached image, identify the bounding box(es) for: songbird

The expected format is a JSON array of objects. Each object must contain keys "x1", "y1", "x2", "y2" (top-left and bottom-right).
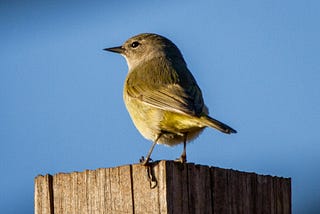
[{"x1": 104, "y1": 33, "x2": 236, "y2": 165}]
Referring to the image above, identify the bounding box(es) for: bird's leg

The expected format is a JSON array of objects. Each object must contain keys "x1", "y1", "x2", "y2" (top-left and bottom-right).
[
  {"x1": 176, "y1": 133, "x2": 188, "y2": 163},
  {"x1": 141, "y1": 134, "x2": 162, "y2": 166}
]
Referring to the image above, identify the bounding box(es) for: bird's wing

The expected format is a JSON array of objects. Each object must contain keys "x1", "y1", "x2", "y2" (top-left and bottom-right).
[{"x1": 125, "y1": 77, "x2": 205, "y2": 116}]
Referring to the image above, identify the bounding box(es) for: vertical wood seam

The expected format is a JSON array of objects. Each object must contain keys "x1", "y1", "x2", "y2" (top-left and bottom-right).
[
  {"x1": 48, "y1": 175, "x2": 54, "y2": 214},
  {"x1": 108, "y1": 168, "x2": 113, "y2": 212},
  {"x1": 156, "y1": 163, "x2": 161, "y2": 214},
  {"x1": 186, "y1": 164, "x2": 190, "y2": 214},
  {"x1": 129, "y1": 164, "x2": 135, "y2": 214},
  {"x1": 210, "y1": 167, "x2": 214, "y2": 214},
  {"x1": 252, "y1": 173, "x2": 257, "y2": 213}
]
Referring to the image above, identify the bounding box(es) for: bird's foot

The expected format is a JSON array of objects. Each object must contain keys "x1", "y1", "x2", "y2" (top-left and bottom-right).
[
  {"x1": 140, "y1": 156, "x2": 153, "y2": 166},
  {"x1": 175, "y1": 154, "x2": 187, "y2": 163}
]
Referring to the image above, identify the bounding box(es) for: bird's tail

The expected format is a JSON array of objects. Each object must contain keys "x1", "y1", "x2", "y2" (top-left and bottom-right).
[{"x1": 201, "y1": 115, "x2": 237, "y2": 134}]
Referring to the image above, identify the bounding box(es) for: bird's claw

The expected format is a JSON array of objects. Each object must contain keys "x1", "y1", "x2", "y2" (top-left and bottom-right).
[
  {"x1": 175, "y1": 155, "x2": 187, "y2": 163},
  {"x1": 140, "y1": 156, "x2": 153, "y2": 166}
]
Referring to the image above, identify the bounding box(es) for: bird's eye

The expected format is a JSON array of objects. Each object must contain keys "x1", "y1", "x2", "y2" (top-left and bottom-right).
[{"x1": 131, "y1": 41, "x2": 140, "y2": 48}]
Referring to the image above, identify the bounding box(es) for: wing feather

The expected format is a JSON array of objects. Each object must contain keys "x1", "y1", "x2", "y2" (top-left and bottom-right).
[{"x1": 125, "y1": 59, "x2": 205, "y2": 116}]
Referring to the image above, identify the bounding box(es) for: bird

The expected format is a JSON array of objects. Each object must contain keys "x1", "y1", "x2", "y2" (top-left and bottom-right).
[{"x1": 104, "y1": 33, "x2": 236, "y2": 165}]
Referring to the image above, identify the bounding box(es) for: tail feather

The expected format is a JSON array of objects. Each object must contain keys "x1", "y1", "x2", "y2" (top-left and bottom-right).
[{"x1": 201, "y1": 115, "x2": 237, "y2": 134}]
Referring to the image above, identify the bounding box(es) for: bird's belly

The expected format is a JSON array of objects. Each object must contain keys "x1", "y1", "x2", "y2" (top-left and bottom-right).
[{"x1": 124, "y1": 96, "x2": 162, "y2": 142}]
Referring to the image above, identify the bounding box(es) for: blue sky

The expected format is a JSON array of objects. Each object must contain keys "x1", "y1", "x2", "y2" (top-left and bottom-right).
[{"x1": 1, "y1": 1, "x2": 320, "y2": 213}]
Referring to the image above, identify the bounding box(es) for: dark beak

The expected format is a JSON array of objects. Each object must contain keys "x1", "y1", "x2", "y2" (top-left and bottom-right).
[{"x1": 103, "y1": 46, "x2": 124, "y2": 54}]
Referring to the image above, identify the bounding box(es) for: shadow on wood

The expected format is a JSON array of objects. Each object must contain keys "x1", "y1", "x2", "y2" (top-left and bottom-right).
[{"x1": 35, "y1": 160, "x2": 291, "y2": 214}]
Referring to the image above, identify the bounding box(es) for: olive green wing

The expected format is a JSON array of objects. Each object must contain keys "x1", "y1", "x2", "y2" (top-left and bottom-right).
[{"x1": 125, "y1": 64, "x2": 205, "y2": 116}]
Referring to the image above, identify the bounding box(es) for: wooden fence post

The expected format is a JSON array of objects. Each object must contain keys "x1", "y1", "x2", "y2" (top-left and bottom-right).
[{"x1": 35, "y1": 160, "x2": 291, "y2": 214}]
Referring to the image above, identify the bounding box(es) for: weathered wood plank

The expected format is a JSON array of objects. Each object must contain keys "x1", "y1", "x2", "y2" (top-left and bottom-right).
[
  {"x1": 165, "y1": 161, "x2": 188, "y2": 214},
  {"x1": 186, "y1": 163, "x2": 213, "y2": 214},
  {"x1": 107, "y1": 165, "x2": 133, "y2": 213},
  {"x1": 131, "y1": 162, "x2": 162, "y2": 213},
  {"x1": 34, "y1": 174, "x2": 53, "y2": 214}
]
